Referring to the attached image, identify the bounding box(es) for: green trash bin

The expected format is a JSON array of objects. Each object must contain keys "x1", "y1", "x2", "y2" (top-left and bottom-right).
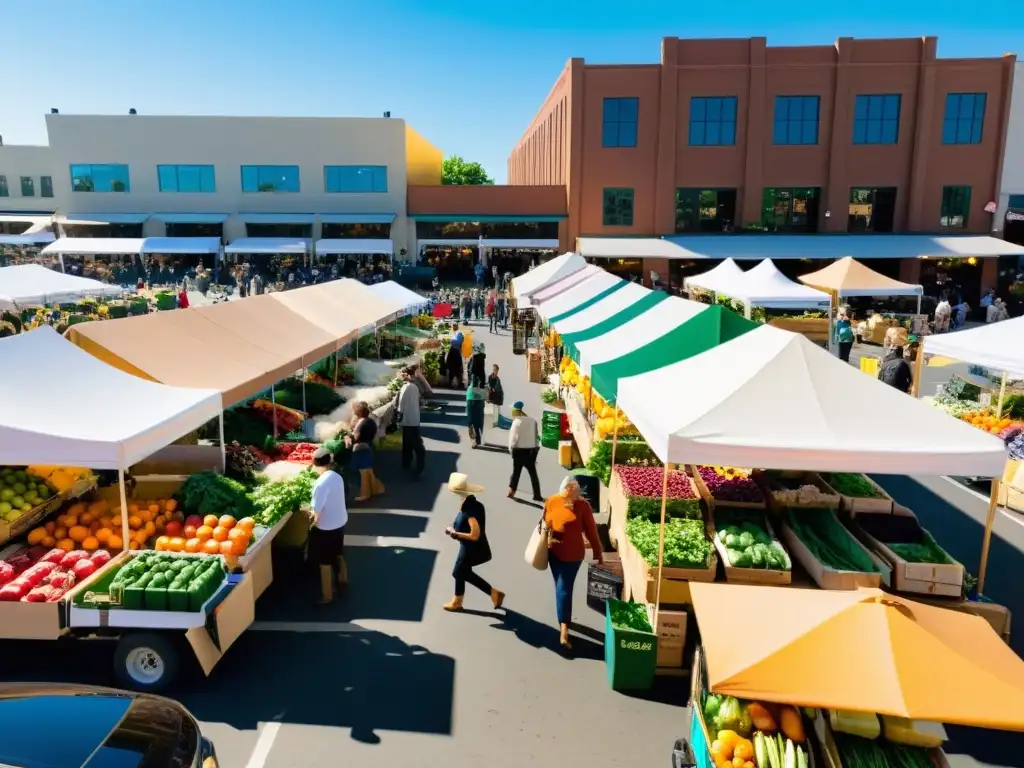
[{"x1": 604, "y1": 599, "x2": 657, "y2": 691}]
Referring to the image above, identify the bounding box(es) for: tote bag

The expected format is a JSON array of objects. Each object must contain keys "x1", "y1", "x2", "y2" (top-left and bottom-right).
[{"x1": 524, "y1": 517, "x2": 551, "y2": 570}]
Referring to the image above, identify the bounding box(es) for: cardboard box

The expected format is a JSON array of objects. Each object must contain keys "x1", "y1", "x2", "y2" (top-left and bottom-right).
[
  {"x1": 186, "y1": 571, "x2": 256, "y2": 676},
  {"x1": 646, "y1": 604, "x2": 687, "y2": 669},
  {"x1": 526, "y1": 350, "x2": 542, "y2": 383}
]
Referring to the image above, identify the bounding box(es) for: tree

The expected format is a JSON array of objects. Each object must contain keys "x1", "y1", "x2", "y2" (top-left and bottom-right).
[{"x1": 442, "y1": 155, "x2": 494, "y2": 186}]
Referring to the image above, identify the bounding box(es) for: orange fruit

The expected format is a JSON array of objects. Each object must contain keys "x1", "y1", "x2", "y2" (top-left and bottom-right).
[
  {"x1": 236, "y1": 518, "x2": 256, "y2": 534},
  {"x1": 69, "y1": 525, "x2": 89, "y2": 543},
  {"x1": 127, "y1": 503, "x2": 140, "y2": 515},
  {"x1": 27, "y1": 528, "x2": 47, "y2": 546},
  {"x1": 41, "y1": 535, "x2": 56, "y2": 548},
  {"x1": 219, "y1": 540, "x2": 237, "y2": 556},
  {"x1": 67, "y1": 502, "x2": 86, "y2": 517},
  {"x1": 155, "y1": 536, "x2": 170, "y2": 551},
  {"x1": 138, "y1": 508, "x2": 153, "y2": 523},
  {"x1": 218, "y1": 515, "x2": 237, "y2": 529},
  {"x1": 134, "y1": 530, "x2": 148, "y2": 545},
  {"x1": 107, "y1": 534, "x2": 124, "y2": 550},
  {"x1": 183, "y1": 524, "x2": 198, "y2": 540},
  {"x1": 127, "y1": 515, "x2": 142, "y2": 530},
  {"x1": 63, "y1": 515, "x2": 79, "y2": 528},
  {"x1": 164, "y1": 499, "x2": 178, "y2": 513},
  {"x1": 202, "y1": 539, "x2": 221, "y2": 555},
  {"x1": 129, "y1": 540, "x2": 141, "y2": 551},
  {"x1": 80, "y1": 512, "x2": 95, "y2": 525},
  {"x1": 56, "y1": 538, "x2": 75, "y2": 552},
  {"x1": 99, "y1": 516, "x2": 113, "y2": 530},
  {"x1": 111, "y1": 515, "x2": 123, "y2": 529},
  {"x1": 230, "y1": 538, "x2": 248, "y2": 555},
  {"x1": 167, "y1": 537, "x2": 186, "y2": 552},
  {"x1": 54, "y1": 526, "x2": 68, "y2": 540},
  {"x1": 196, "y1": 525, "x2": 214, "y2": 541},
  {"x1": 95, "y1": 527, "x2": 112, "y2": 544},
  {"x1": 228, "y1": 528, "x2": 250, "y2": 546},
  {"x1": 203, "y1": 515, "x2": 219, "y2": 529},
  {"x1": 144, "y1": 521, "x2": 156, "y2": 537},
  {"x1": 82, "y1": 536, "x2": 99, "y2": 551},
  {"x1": 148, "y1": 504, "x2": 161, "y2": 515},
  {"x1": 184, "y1": 538, "x2": 201, "y2": 553},
  {"x1": 44, "y1": 521, "x2": 56, "y2": 535},
  {"x1": 212, "y1": 527, "x2": 229, "y2": 542}
]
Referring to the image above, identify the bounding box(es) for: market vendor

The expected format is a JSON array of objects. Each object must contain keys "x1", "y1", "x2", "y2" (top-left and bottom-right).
[{"x1": 309, "y1": 448, "x2": 349, "y2": 604}]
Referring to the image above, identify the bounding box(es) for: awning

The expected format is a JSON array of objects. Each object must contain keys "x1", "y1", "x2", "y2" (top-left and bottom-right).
[
  {"x1": 923, "y1": 316, "x2": 1024, "y2": 377},
  {"x1": 319, "y1": 213, "x2": 396, "y2": 224},
  {"x1": 59, "y1": 213, "x2": 150, "y2": 225},
  {"x1": 524, "y1": 264, "x2": 602, "y2": 308},
  {"x1": 798, "y1": 257, "x2": 922, "y2": 297},
  {"x1": 562, "y1": 289, "x2": 670, "y2": 360},
  {"x1": 315, "y1": 239, "x2": 394, "y2": 256},
  {"x1": 0, "y1": 232, "x2": 56, "y2": 246},
  {"x1": 0, "y1": 214, "x2": 53, "y2": 228},
  {"x1": 0, "y1": 264, "x2": 124, "y2": 309},
  {"x1": 369, "y1": 281, "x2": 428, "y2": 313},
  {"x1": 224, "y1": 238, "x2": 310, "y2": 255},
  {"x1": 576, "y1": 237, "x2": 686, "y2": 259},
  {"x1": 239, "y1": 213, "x2": 315, "y2": 224},
  {"x1": 42, "y1": 237, "x2": 146, "y2": 256},
  {"x1": 591, "y1": 306, "x2": 756, "y2": 402},
  {"x1": 151, "y1": 213, "x2": 230, "y2": 224},
  {"x1": 665, "y1": 234, "x2": 1024, "y2": 260},
  {"x1": 684, "y1": 258, "x2": 745, "y2": 293},
  {"x1": 533, "y1": 270, "x2": 625, "y2": 322},
  {"x1": 141, "y1": 237, "x2": 222, "y2": 255},
  {"x1": 553, "y1": 281, "x2": 651, "y2": 335},
  {"x1": 480, "y1": 239, "x2": 559, "y2": 249},
  {"x1": 411, "y1": 214, "x2": 565, "y2": 222},
  {"x1": 616, "y1": 324, "x2": 1007, "y2": 475},
  {"x1": 0, "y1": 326, "x2": 222, "y2": 470},
  {"x1": 511, "y1": 252, "x2": 587, "y2": 298},
  {"x1": 575, "y1": 295, "x2": 709, "y2": 377},
  {"x1": 192, "y1": 294, "x2": 338, "y2": 367},
  {"x1": 67, "y1": 311, "x2": 301, "y2": 407}
]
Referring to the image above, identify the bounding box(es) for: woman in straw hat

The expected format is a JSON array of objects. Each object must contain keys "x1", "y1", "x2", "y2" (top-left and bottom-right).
[{"x1": 442, "y1": 473, "x2": 505, "y2": 612}]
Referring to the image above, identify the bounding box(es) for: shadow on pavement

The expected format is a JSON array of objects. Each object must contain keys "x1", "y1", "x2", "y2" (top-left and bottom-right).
[
  {"x1": 483, "y1": 608, "x2": 604, "y2": 660},
  {"x1": 372, "y1": 449, "x2": 461, "y2": 512},
  {"x1": 258, "y1": 545, "x2": 438, "y2": 624},
  {"x1": 345, "y1": 511, "x2": 429, "y2": 539},
  {"x1": 420, "y1": 425, "x2": 461, "y2": 443},
  {"x1": 421, "y1": 411, "x2": 468, "y2": 427}
]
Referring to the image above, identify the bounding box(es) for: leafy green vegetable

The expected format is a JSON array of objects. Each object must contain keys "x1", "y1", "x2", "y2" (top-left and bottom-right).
[
  {"x1": 608, "y1": 598, "x2": 653, "y2": 632},
  {"x1": 786, "y1": 508, "x2": 878, "y2": 572},
  {"x1": 585, "y1": 438, "x2": 660, "y2": 485},
  {"x1": 715, "y1": 514, "x2": 790, "y2": 571},
  {"x1": 627, "y1": 517, "x2": 712, "y2": 568},
  {"x1": 833, "y1": 732, "x2": 934, "y2": 768},
  {"x1": 275, "y1": 379, "x2": 343, "y2": 416},
  {"x1": 889, "y1": 532, "x2": 956, "y2": 565},
  {"x1": 823, "y1": 473, "x2": 884, "y2": 498},
  {"x1": 248, "y1": 468, "x2": 317, "y2": 527},
  {"x1": 626, "y1": 496, "x2": 702, "y2": 522},
  {"x1": 177, "y1": 471, "x2": 254, "y2": 520}
]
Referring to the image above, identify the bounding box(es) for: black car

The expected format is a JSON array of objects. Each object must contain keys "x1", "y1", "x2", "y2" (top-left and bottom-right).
[{"x1": 0, "y1": 683, "x2": 216, "y2": 767}]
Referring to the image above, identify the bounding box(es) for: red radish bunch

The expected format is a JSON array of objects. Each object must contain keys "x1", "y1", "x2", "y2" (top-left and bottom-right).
[
  {"x1": 0, "y1": 546, "x2": 111, "y2": 602},
  {"x1": 277, "y1": 443, "x2": 319, "y2": 464},
  {"x1": 697, "y1": 466, "x2": 764, "y2": 503},
  {"x1": 616, "y1": 466, "x2": 696, "y2": 499}
]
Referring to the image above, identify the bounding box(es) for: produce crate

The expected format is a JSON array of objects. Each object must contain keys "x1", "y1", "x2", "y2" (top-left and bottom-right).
[
  {"x1": 812, "y1": 707, "x2": 949, "y2": 768},
  {"x1": 846, "y1": 507, "x2": 964, "y2": 598},
  {"x1": 817, "y1": 473, "x2": 894, "y2": 515},
  {"x1": 0, "y1": 476, "x2": 96, "y2": 548},
  {"x1": 604, "y1": 599, "x2": 657, "y2": 691},
  {"x1": 779, "y1": 511, "x2": 883, "y2": 590},
  {"x1": 645, "y1": 603, "x2": 687, "y2": 673},
  {"x1": 757, "y1": 471, "x2": 840, "y2": 510},
  {"x1": 713, "y1": 510, "x2": 792, "y2": 586},
  {"x1": 689, "y1": 465, "x2": 766, "y2": 510}
]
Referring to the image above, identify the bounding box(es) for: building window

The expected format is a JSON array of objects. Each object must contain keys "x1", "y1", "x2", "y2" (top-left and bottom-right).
[
  {"x1": 158, "y1": 164, "x2": 216, "y2": 193},
  {"x1": 773, "y1": 96, "x2": 820, "y2": 145},
  {"x1": 942, "y1": 93, "x2": 986, "y2": 145},
  {"x1": 602, "y1": 98, "x2": 638, "y2": 148},
  {"x1": 40, "y1": 176, "x2": 53, "y2": 198},
  {"x1": 0, "y1": 176, "x2": 6, "y2": 197},
  {"x1": 322, "y1": 222, "x2": 392, "y2": 239},
  {"x1": 602, "y1": 188, "x2": 634, "y2": 226},
  {"x1": 761, "y1": 188, "x2": 821, "y2": 232},
  {"x1": 848, "y1": 188, "x2": 897, "y2": 232},
  {"x1": 240, "y1": 165, "x2": 300, "y2": 193},
  {"x1": 689, "y1": 97, "x2": 737, "y2": 146},
  {"x1": 940, "y1": 186, "x2": 971, "y2": 228},
  {"x1": 1009, "y1": 194, "x2": 1024, "y2": 209},
  {"x1": 20, "y1": 177, "x2": 34, "y2": 197},
  {"x1": 853, "y1": 95, "x2": 901, "y2": 145},
  {"x1": 675, "y1": 188, "x2": 737, "y2": 233},
  {"x1": 324, "y1": 165, "x2": 388, "y2": 193},
  {"x1": 69, "y1": 164, "x2": 131, "y2": 192}
]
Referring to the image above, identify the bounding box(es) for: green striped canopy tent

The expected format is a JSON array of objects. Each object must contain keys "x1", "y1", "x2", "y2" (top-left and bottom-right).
[
  {"x1": 562, "y1": 289, "x2": 670, "y2": 360},
  {"x1": 535, "y1": 270, "x2": 626, "y2": 324}
]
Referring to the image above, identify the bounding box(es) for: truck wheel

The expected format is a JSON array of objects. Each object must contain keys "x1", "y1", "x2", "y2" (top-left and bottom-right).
[{"x1": 114, "y1": 633, "x2": 180, "y2": 693}]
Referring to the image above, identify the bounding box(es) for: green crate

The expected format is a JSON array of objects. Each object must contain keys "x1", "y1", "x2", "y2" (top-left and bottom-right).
[
  {"x1": 167, "y1": 586, "x2": 190, "y2": 612},
  {"x1": 122, "y1": 585, "x2": 146, "y2": 610},
  {"x1": 542, "y1": 410, "x2": 562, "y2": 427},
  {"x1": 145, "y1": 583, "x2": 168, "y2": 611},
  {"x1": 604, "y1": 599, "x2": 657, "y2": 691}
]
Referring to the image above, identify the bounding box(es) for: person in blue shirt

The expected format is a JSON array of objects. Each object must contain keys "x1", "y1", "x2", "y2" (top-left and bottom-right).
[
  {"x1": 474, "y1": 261, "x2": 485, "y2": 286},
  {"x1": 835, "y1": 309, "x2": 855, "y2": 363}
]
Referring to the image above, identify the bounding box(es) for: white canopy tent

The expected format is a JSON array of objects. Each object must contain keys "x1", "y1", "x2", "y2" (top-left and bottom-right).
[
  {"x1": 511, "y1": 252, "x2": 587, "y2": 299},
  {"x1": 683, "y1": 258, "x2": 744, "y2": 294},
  {"x1": 0, "y1": 232, "x2": 56, "y2": 246},
  {"x1": 0, "y1": 327, "x2": 223, "y2": 548},
  {"x1": 575, "y1": 296, "x2": 709, "y2": 376},
  {"x1": 0, "y1": 264, "x2": 124, "y2": 309},
  {"x1": 368, "y1": 280, "x2": 428, "y2": 314},
  {"x1": 617, "y1": 323, "x2": 1006, "y2": 477},
  {"x1": 41, "y1": 238, "x2": 146, "y2": 256},
  {"x1": 224, "y1": 238, "x2": 310, "y2": 255},
  {"x1": 551, "y1": 281, "x2": 651, "y2": 334},
  {"x1": 315, "y1": 239, "x2": 395, "y2": 256},
  {"x1": 728, "y1": 259, "x2": 832, "y2": 311},
  {"x1": 518, "y1": 264, "x2": 601, "y2": 310},
  {"x1": 532, "y1": 269, "x2": 624, "y2": 321},
  {"x1": 141, "y1": 237, "x2": 222, "y2": 255},
  {"x1": 922, "y1": 316, "x2": 1024, "y2": 378}
]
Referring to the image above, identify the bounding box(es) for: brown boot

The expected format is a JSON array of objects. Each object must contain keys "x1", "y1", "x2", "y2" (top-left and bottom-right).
[
  {"x1": 317, "y1": 565, "x2": 334, "y2": 604},
  {"x1": 370, "y1": 471, "x2": 386, "y2": 496},
  {"x1": 442, "y1": 596, "x2": 464, "y2": 612},
  {"x1": 490, "y1": 588, "x2": 505, "y2": 609},
  {"x1": 354, "y1": 470, "x2": 372, "y2": 502}
]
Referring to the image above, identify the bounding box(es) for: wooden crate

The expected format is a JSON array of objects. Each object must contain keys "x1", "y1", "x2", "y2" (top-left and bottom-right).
[
  {"x1": 712, "y1": 513, "x2": 792, "y2": 586},
  {"x1": 818, "y1": 473, "x2": 895, "y2": 515},
  {"x1": 778, "y1": 512, "x2": 883, "y2": 590},
  {"x1": 758, "y1": 471, "x2": 840, "y2": 510},
  {"x1": 564, "y1": 390, "x2": 594, "y2": 463},
  {"x1": 0, "y1": 476, "x2": 97, "y2": 548},
  {"x1": 689, "y1": 465, "x2": 766, "y2": 510}
]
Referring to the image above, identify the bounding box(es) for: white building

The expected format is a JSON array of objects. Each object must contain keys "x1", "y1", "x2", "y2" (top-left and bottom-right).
[
  {"x1": 995, "y1": 61, "x2": 1024, "y2": 249},
  {"x1": 0, "y1": 113, "x2": 443, "y2": 263}
]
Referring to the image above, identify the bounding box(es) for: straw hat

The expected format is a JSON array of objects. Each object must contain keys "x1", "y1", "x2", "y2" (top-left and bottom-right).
[{"x1": 447, "y1": 472, "x2": 484, "y2": 495}]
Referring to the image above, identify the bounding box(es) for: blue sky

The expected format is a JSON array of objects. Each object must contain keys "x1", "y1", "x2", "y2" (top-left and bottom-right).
[{"x1": 3, "y1": 0, "x2": 1020, "y2": 183}]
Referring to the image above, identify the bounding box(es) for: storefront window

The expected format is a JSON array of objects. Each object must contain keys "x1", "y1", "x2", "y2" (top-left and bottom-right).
[
  {"x1": 760, "y1": 188, "x2": 820, "y2": 232},
  {"x1": 415, "y1": 221, "x2": 482, "y2": 239},
  {"x1": 421, "y1": 245, "x2": 477, "y2": 281},
  {"x1": 246, "y1": 223, "x2": 311, "y2": 238},
  {"x1": 940, "y1": 186, "x2": 971, "y2": 228},
  {"x1": 675, "y1": 189, "x2": 736, "y2": 233},
  {"x1": 480, "y1": 221, "x2": 559, "y2": 239},
  {"x1": 587, "y1": 257, "x2": 643, "y2": 282},
  {"x1": 602, "y1": 188, "x2": 634, "y2": 226},
  {"x1": 62, "y1": 223, "x2": 143, "y2": 238},
  {"x1": 166, "y1": 222, "x2": 223, "y2": 238},
  {"x1": 321, "y1": 222, "x2": 391, "y2": 239},
  {"x1": 847, "y1": 188, "x2": 896, "y2": 233}
]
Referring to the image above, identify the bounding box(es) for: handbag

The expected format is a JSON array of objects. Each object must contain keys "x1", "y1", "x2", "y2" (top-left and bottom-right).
[{"x1": 524, "y1": 516, "x2": 551, "y2": 570}]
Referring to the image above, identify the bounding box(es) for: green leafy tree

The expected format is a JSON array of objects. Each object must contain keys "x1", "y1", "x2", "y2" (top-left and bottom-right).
[{"x1": 441, "y1": 155, "x2": 494, "y2": 185}]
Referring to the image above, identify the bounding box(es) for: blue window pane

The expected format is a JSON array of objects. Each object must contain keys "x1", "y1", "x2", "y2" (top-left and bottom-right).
[
  {"x1": 706, "y1": 123, "x2": 721, "y2": 145},
  {"x1": 853, "y1": 121, "x2": 865, "y2": 144},
  {"x1": 722, "y1": 97, "x2": 737, "y2": 121},
  {"x1": 802, "y1": 121, "x2": 818, "y2": 144},
  {"x1": 787, "y1": 123, "x2": 801, "y2": 144},
  {"x1": 706, "y1": 98, "x2": 722, "y2": 120},
  {"x1": 956, "y1": 120, "x2": 973, "y2": 143},
  {"x1": 974, "y1": 94, "x2": 986, "y2": 118},
  {"x1": 883, "y1": 96, "x2": 900, "y2": 120},
  {"x1": 941, "y1": 120, "x2": 956, "y2": 144},
  {"x1": 789, "y1": 98, "x2": 803, "y2": 121},
  {"x1": 942, "y1": 93, "x2": 985, "y2": 144},
  {"x1": 602, "y1": 98, "x2": 638, "y2": 147},
  {"x1": 946, "y1": 94, "x2": 959, "y2": 119},
  {"x1": 617, "y1": 122, "x2": 637, "y2": 148},
  {"x1": 689, "y1": 96, "x2": 737, "y2": 147},
  {"x1": 971, "y1": 121, "x2": 983, "y2": 144},
  {"x1": 775, "y1": 97, "x2": 789, "y2": 121},
  {"x1": 851, "y1": 94, "x2": 900, "y2": 145},
  {"x1": 691, "y1": 98, "x2": 706, "y2": 120},
  {"x1": 773, "y1": 122, "x2": 787, "y2": 145},
  {"x1": 619, "y1": 97, "x2": 638, "y2": 121},
  {"x1": 880, "y1": 121, "x2": 898, "y2": 144},
  {"x1": 177, "y1": 165, "x2": 201, "y2": 192},
  {"x1": 241, "y1": 166, "x2": 258, "y2": 192},
  {"x1": 690, "y1": 123, "x2": 705, "y2": 145},
  {"x1": 158, "y1": 166, "x2": 177, "y2": 192},
  {"x1": 200, "y1": 166, "x2": 215, "y2": 192},
  {"x1": 865, "y1": 121, "x2": 882, "y2": 144},
  {"x1": 324, "y1": 165, "x2": 387, "y2": 193},
  {"x1": 602, "y1": 98, "x2": 619, "y2": 122},
  {"x1": 721, "y1": 121, "x2": 736, "y2": 145},
  {"x1": 602, "y1": 122, "x2": 618, "y2": 147}
]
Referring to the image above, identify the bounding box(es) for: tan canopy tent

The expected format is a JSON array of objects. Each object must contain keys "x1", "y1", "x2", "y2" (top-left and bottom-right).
[
  {"x1": 310, "y1": 279, "x2": 404, "y2": 328},
  {"x1": 192, "y1": 294, "x2": 337, "y2": 365},
  {"x1": 268, "y1": 288, "x2": 364, "y2": 343},
  {"x1": 67, "y1": 311, "x2": 298, "y2": 406},
  {"x1": 798, "y1": 256, "x2": 923, "y2": 299}
]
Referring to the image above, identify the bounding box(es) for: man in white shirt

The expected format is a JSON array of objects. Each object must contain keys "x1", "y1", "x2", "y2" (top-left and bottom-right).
[
  {"x1": 508, "y1": 401, "x2": 542, "y2": 501},
  {"x1": 309, "y1": 448, "x2": 349, "y2": 604},
  {"x1": 395, "y1": 368, "x2": 426, "y2": 477}
]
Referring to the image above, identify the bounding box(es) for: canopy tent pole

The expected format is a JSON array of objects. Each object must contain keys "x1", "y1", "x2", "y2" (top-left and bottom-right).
[
  {"x1": 827, "y1": 294, "x2": 834, "y2": 354},
  {"x1": 218, "y1": 412, "x2": 227, "y2": 471},
  {"x1": 911, "y1": 345, "x2": 926, "y2": 397},
  {"x1": 609, "y1": 404, "x2": 621, "y2": 480},
  {"x1": 978, "y1": 478, "x2": 1001, "y2": 594},
  {"x1": 916, "y1": 293, "x2": 922, "y2": 317},
  {"x1": 117, "y1": 470, "x2": 131, "y2": 552},
  {"x1": 653, "y1": 463, "x2": 670, "y2": 626},
  {"x1": 333, "y1": 344, "x2": 340, "y2": 387},
  {"x1": 301, "y1": 356, "x2": 308, "y2": 416},
  {"x1": 996, "y1": 370, "x2": 1009, "y2": 418},
  {"x1": 271, "y1": 384, "x2": 278, "y2": 439}
]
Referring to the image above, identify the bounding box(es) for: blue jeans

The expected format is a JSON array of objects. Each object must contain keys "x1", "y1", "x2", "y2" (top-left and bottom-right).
[
  {"x1": 467, "y1": 399, "x2": 485, "y2": 445},
  {"x1": 549, "y1": 552, "x2": 582, "y2": 626}
]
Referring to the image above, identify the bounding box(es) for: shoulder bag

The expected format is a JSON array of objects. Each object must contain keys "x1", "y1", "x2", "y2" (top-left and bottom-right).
[{"x1": 524, "y1": 516, "x2": 551, "y2": 570}]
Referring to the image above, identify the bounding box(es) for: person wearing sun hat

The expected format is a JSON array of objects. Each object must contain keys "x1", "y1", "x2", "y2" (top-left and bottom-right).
[
  {"x1": 508, "y1": 401, "x2": 542, "y2": 501},
  {"x1": 442, "y1": 473, "x2": 504, "y2": 612}
]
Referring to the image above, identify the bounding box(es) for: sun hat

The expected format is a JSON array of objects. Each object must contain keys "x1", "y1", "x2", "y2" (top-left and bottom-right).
[
  {"x1": 447, "y1": 472, "x2": 485, "y2": 495},
  {"x1": 512, "y1": 401, "x2": 524, "y2": 412}
]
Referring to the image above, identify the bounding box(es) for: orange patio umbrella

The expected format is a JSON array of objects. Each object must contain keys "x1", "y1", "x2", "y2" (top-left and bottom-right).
[{"x1": 689, "y1": 583, "x2": 1024, "y2": 731}]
